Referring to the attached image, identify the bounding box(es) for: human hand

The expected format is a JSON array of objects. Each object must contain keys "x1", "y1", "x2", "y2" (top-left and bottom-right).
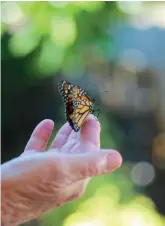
[{"x1": 1, "y1": 115, "x2": 122, "y2": 226}]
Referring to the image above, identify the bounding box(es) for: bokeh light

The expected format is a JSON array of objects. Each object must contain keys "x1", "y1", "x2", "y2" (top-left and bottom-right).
[
  {"x1": 8, "y1": 26, "x2": 40, "y2": 57},
  {"x1": 119, "y1": 49, "x2": 147, "y2": 72},
  {"x1": 117, "y1": 1, "x2": 143, "y2": 15},
  {"x1": 48, "y1": 1, "x2": 69, "y2": 9},
  {"x1": 152, "y1": 133, "x2": 165, "y2": 169},
  {"x1": 131, "y1": 162, "x2": 155, "y2": 186},
  {"x1": 51, "y1": 16, "x2": 77, "y2": 47},
  {"x1": 1, "y1": 2, "x2": 25, "y2": 26}
]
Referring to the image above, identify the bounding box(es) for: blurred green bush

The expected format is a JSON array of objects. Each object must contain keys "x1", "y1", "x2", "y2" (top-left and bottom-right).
[{"x1": 1, "y1": 1, "x2": 123, "y2": 77}]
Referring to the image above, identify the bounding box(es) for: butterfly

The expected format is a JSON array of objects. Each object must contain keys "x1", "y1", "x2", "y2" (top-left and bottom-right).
[{"x1": 58, "y1": 80, "x2": 99, "y2": 132}]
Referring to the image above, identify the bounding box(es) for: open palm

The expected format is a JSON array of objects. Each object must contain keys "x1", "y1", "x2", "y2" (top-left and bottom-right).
[{"x1": 2, "y1": 115, "x2": 122, "y2": 226}]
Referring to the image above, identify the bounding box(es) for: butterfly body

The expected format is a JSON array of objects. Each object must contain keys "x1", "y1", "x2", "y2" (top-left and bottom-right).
[{"x1": 58, "y1": 80, "x2": 95, "y2": 132}]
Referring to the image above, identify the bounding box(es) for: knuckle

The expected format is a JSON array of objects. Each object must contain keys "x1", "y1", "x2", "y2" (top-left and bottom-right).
[
  {"x1": 87, "y1": 161, "x2": 99, "y2": 177},
  {"x1": 80, "y1": 161, "x2": 99, "y2": 178}
]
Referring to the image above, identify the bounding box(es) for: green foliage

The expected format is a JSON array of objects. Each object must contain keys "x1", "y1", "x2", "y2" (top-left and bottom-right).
[
  {"x1": 1, "y1": 1, "x2": 125, "y2": 77},
  {"x1": 8, "y1": 26, "x2": 40, "y2": 57}
]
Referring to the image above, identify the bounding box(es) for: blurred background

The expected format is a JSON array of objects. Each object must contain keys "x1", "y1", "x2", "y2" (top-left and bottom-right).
[{"x1": 1, "y1": 1, "x2": 165, "y2": 226}]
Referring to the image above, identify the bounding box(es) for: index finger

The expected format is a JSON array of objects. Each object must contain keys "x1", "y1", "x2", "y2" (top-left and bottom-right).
[
  {"x1": 80, "y1": 114, "x2": 100, "y2": 148},
  {"x1": 24, "y1": 119, "x2": 54, "y2": 153}
]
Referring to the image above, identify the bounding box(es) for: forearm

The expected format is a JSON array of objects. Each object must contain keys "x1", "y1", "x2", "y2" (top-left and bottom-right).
[
  {"x1": 1, "y1": 159, "x2": 58, "y2": 226},
  {"x1": 1, "y1": 181, "x2": 59, "y2": 226},
  {"x1": 1, "y1": 175, "x2": 36, "y2": 226},
  {"x1": 1, "y1": 161, "x2": 45, "y2": 226},
  {"x1": 2, "y1": 180, "x2": 26, "y2": 226}
]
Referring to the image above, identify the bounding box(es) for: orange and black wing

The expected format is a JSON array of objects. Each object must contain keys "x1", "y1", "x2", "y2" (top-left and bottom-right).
[
  {"x1": 58, "y1": 80, "x2": 75, "y2": 129},
  {"x1": 58, "y1": 80, "x2": 94, "y2": 132},
  {"x1": 72, "y1": 87, "x2": 94, "y2": 132}
]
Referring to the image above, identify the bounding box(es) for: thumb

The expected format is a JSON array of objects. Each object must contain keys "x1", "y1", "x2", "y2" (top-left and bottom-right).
[{"x1": 64, "y1": 150, "x2": 122, "y2": 181}]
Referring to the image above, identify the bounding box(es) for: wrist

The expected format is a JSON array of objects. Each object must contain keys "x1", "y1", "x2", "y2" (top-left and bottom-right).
[
  {"x1": 1, "y1": 162, "x2": 34, "y2": 226},
  {"x1": 1, "y1": 161, "x2": 57, "y2": 226}
]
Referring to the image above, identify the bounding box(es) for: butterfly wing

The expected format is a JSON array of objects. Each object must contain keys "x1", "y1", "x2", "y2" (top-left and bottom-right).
[
  {"x1": 58, "y1": 80, "x2": 75, "y2": 129},
  {"x1": 72, "y1": 87, "x2": 94, "y2": 132},
  {"x1": 58, "y1": 80, "x2": 94, "y2": 132}
]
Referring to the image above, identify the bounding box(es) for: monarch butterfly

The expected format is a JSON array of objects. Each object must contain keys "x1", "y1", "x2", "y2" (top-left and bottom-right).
[{"x1": 58, "y1": 80, "x2": 99, "y2": 132}]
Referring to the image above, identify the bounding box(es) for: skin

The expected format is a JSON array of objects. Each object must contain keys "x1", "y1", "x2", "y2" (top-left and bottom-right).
[{"x1": 1, "y1": 114, "x2": 122, "y2": 226}]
